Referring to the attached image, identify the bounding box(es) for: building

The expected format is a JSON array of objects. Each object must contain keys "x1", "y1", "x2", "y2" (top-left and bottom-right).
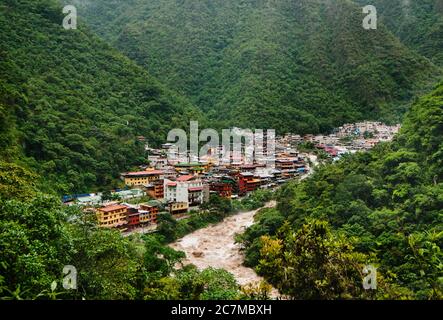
[
  {"x1": 209, "y1": 176, "x2": 236, "y2": 198},
  {"x1": 238, "y1": 172, "x2": 261, "y2": 195},
  {"x1": 164, "y1": 175, "x2": 207, "y2": 209},
  {"x1": 168, "y1": 202, "x2": 189, "y2": 216},
  {"x1": 139, "y1": 204, "x2": 159, "y2": 224},
  {"x1": 174, "y1": 162, "x2": 209, "y2": 175},
  {"x1": 275, "y1": 158, "x2": 297, "y2": 171},
  {"x1": 96, "y1": 204, "x2": 128, "y2": 229},
  {"x1": 210, "y1": 182, "x2": 233, "y2": 198},
  {"x1": 126, "y1": 207, "x2": 140, "y2": 230},
  {"x1": 122, "y1": 169, "x2": 164, "y2": 186},
  {"x1": 145, "y1": 179, "x2": 164, "y2": 199}
]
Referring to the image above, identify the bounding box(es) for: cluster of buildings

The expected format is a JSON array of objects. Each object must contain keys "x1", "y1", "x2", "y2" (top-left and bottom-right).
[
  {"x1": 280, "y1": 121, "x2": 400, "y2": 160},
  {"x1": 68, "y1": 138, "x2": 309, "y2": 232},
  {"x1": 74, "y1": 155, "x2": 307, "y2": 233},
  {"x1": 65, "y1": 121, "x2": 399, "y2": 233},
  {"x1": 94, "y1": 201, "x2": 162, "y2": 231}
]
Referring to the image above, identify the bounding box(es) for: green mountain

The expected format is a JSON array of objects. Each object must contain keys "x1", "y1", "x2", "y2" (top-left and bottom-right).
[
  {"x1": 240, "y1": 81, "x2": 443, "y2": 299},
  {"x1": 0, "y1": 0, "x2": 202, "y2": 194},
  {"x1": 354, "y1": 0, "x2": 443, "y2": 65},
  {"x1": 72, "y1": 0, "x2": 440, "y2": 133}
]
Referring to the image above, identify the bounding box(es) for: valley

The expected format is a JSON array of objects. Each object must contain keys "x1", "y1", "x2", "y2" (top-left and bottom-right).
[{"x1": 0, "y1": 0, "x2": 441, "y2": 301}]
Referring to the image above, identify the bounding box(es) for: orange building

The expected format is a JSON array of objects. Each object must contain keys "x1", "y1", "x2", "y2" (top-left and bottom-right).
[
  {"x1": 145, "y1": 179, "x2": 164, "y2": 199},
  {"x1": 139, "y1": 204, "x2": 159, "y2": 224},
  {"x1": 238, "y1": 172, "x2": 261, "y2": 195},
  {"x1": 96, "y1": 204, "x2": 128, "y2": 229}
]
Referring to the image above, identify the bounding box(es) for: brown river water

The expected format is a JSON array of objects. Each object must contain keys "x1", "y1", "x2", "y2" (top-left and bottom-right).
[{"x1": 170, "y1": 201, "x2": 280, "y2": 297}]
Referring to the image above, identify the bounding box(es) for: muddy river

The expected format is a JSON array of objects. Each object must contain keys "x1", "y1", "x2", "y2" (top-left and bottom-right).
[{"x1": 170, "y1": 201, "x2": 279, "y2": 295}]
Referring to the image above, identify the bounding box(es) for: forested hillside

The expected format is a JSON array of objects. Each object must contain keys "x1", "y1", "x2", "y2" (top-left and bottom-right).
[
  {"x1": 239, "y1": 82, "x2": 443, "y2": 299},
  {"x1": 0, "y1": 0, "x2": 441, "y2": 301},
  {"x1": 72, "y1": 0, "x2": 440, "y2": 133},
  {"x1": 354, "y1": 0, "x2": 443, "y2": 65},
  {"x1": 0, "y1": 166, "x2": 245, "y2": 300},
  {"x1": 0, "y1": 0, "x2": 202, "y2": 194}
]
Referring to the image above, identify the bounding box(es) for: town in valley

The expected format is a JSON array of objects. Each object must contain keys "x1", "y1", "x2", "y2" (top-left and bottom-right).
[{"x1": 63, "y1": 121, "x2": 400, "y2": 235}]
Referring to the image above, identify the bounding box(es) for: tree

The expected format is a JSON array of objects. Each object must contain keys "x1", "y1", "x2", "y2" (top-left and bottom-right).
[
  {"x1": 257, "y1": 220, "x2": 411, "y2": 299},
  {"x1": 156, "y1": 213, "x2": 179, "y2": 243}
]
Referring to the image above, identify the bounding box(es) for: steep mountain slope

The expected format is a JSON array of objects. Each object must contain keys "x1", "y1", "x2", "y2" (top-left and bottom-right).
[
  {"x1": 72, "y1": 0, "x2": 440, "y2": 133},
  {"x1": 0, "y1": 0, "x2": 202, "y2": 194},
  {"x1": 240, "y1": 81, "x2": 443, "y2": 299},
  {"x1": 354, "y1": 0, "x2": 443, "y2": 65}
]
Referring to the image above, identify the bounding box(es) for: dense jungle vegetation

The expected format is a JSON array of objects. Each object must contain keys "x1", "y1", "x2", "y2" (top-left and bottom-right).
[{"x1": 239, "y1": 82, "x2": 443, "y2": 299}]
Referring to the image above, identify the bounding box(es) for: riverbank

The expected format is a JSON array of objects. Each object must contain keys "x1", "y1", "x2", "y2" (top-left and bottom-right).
[{"x1": 170, "y1": 201, "x2": 280, "y2": 297}]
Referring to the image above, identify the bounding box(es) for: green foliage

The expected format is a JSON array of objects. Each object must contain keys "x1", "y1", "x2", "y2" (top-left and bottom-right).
[
  {"x1": 194, "y1": 267, "x2": 239, "y2": 300},
  {"x1": 143, "y1": 265, "x2": 240, "y2": 300},
  {"x1": 233, "y1": 189, "x2": 274, "y2": 211},
  {"x1": 238, "y1": 207, "x2": 285, "y2": 267},
  {"x1": 0, "y1": 194, "x2": 73, "y2": 299},
  {"x1": 354, "y1": 0, "x2": 443, "y2": 66},
  {"x1": 257, "y1": 219, "x2": 411, "y2": 299},
  {"x1": 0, "y1": 0, "x2": 203, "y2": 194},
  {"x1": 241, "y1": 82, "x2": 443, "y2": 299},
  {"x1": 156, "y1": 213, "x2": 179, "y2": 243},
  {"x1": 73, "y1": 0, "x2": 440, "y2": 134},
  {"x1": 0, "y1": 193, "x2": 245, "y2": 300},
  {"x1": 0, "y1": 161, "x2": 38, "y2": 200}
]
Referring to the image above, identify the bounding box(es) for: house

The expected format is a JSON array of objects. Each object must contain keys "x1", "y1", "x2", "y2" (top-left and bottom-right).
[
  {"x1": 210, "y1": 181, "x2": 233, "y2": 198},
  {"x1": 174, "y1": 162, "x2": 209, "y2": 175},
  {"x1": 275, "y1": 158, "x2": 297, "y2": 171},
  {"x1": 126, "y1": 207, "x2": 140, "y2": 230},
  {"x1": 168, "y1": 202, "x2": 189, "y2": 216}
]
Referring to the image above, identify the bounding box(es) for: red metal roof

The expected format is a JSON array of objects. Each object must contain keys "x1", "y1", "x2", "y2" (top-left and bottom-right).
[
  {"x1": 167, "y1": 182, "x2": 177, "y2": 187},
  {"x1": 188, "y1": 187, "x2": 203, "y2": 192}
]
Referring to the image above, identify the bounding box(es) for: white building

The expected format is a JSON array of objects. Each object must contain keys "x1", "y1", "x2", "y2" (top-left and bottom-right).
[{"x1": 164, "y1": 175, "x2": 206, "y2": 208}]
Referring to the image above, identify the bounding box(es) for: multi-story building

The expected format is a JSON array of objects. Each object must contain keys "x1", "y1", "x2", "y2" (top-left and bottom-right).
[
  {"x1": 145, "y1": 179, "x2": 164, "y2": 199},
  {"x1": 139, "y1": 204, "x2": 159, "y2": 224},
  {"x1": 174, "y1": 162, "x2": 209, "y2": 175},
  {"x1": 122, "y1": 169, "x2": 164, "y2": 186},
  {"x1": 275, "y1": 158, "x2": 298, "y2": 171},
  {"x1": 126, "y1": 207, "x2": 140, "y2": 230},
  {"x1": 168, "y1": 202, "x2": 189, "y2": 216},
  {"x1": 238, "y1": 172, "x2": 261, "y2": 195},
  {"x1": 96, "y1": 204, "x2": 128, "y2": 229},
  {"x1": 164, "y1": 175, "x2": 207, "y2": 209},
  {"x1": 210, "y1": 181, "x2": 233, "y2": 198}
]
